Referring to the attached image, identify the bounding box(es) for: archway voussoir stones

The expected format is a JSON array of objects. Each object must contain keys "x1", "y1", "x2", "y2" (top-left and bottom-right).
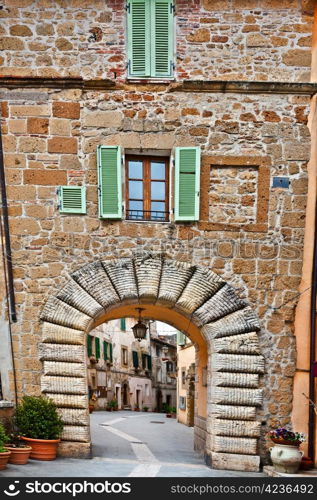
[{"x1": 39, "y1": 254, "x2": 265, "y2": 470}]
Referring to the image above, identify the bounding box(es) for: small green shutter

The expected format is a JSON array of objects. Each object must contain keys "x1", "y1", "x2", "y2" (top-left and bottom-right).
[
  {"x1": 120, "y1": 318, "x2": 126, "y2": 331},
  {"x1": 97, "y1": 145, "x2": 122, "y2": 219},
  {"x1": 103, "y1": 341, "x2": 108, "y2": 361},
  {"x1": 109, "y1": 343, "x2": 113, "y2": 362},
  {"x1": 87, "y1": 335, "x2": 93, "y2": 356},
  {"x1": 59, "y1": 186, "x2": 86, "y2": 214},
  {"x1": 147, "y1": 355, "x2": 152, "y2": 371},
  {"x1": 151, "y1": 0, "x2": 174, "y2": 77},
  {"x1": 174, "y1": 147, "x2": 201, "y2": 222},
  {"x1": 132, "y1": 350, "x2": 139, "y2": 368},
  {"x1": 128, "y1": 0, "x2": 151, "y2": 77},
  {"x1": 95, "y1": 337, "x2": 100, "y2": 360},
  {"x1": 177, "y1": 331, "x2": 186, "y2": 346}
]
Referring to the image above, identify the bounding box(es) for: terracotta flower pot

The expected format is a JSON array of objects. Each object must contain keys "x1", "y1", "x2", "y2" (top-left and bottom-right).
[
  {"x1": 7, "y1": 446, "x2": 32, "y2": 465},
  {"x1": 0, "y1": 450, "x2": 11, "y2": 470},
  {"x1": 21, "y1": 437, "x2": 60, "y2": 461},
  {"x1": 271, "y1": 437, "x2": 301, "y2": 446}
]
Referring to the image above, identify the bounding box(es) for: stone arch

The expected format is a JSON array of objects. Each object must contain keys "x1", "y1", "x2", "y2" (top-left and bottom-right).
[{"x1": 39, "y1": 254, "x2": 264, "y2": 471}]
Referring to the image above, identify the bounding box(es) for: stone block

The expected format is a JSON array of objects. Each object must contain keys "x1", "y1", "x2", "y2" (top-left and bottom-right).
[
  {"x1": 48, "y1": 137, "x2": 77, "y2": 154},
  {"x1": 23, "y1": 169, "x2": 67, "y2": 186},
  {"x1": 9, "y1": 119, "x2": 27, "y2": 134},
  {"x1": 11, "y1": 105, "x2": 50, "y2": 117},
  {"x1": 27, "y1": 117, "x2": 49, "y2": 134},
  {"x1": 282, "y1": 49, "x2": 311, "y2": 67},
  {"x1": 9, "y1": 25, "x2": 32, "y2": 36},
  {"x1": 50, "y1": 118, "x2": 71, "y2": 136},
  {"x1": 0, "y1": 37, "x2": 24, "y2": 50},
  {"x1": 58, "y1": 442, "x2": 91, "y2": 458},
  {"x1": 210, "y1": 452, "x2": 260, "y2": 472},
  {"x1": 53, "y1": 102, "x2": 80, "y2": 119},
  {"x1": 83, "y1": 111, "x2": 122, "y2": 128}
]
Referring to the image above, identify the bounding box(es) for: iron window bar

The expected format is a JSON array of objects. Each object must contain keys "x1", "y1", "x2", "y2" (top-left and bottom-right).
[{"x1": 126, "y1": 210, "x2": 169, "y2": 222}]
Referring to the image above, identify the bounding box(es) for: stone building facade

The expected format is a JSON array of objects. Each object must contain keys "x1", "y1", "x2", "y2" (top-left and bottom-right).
[
  {"x1": 86, "y1": 318, "x2": 153, "y2": 411},
  {"x1": 150, "y1": 331, "x2": 177, "y2": 412},
  {"x1": 177, "y1": 333, "x2": 196, "y2": 427},
  {"x1": 0, "y1": 0, "x2": 317, "y2": 471}
]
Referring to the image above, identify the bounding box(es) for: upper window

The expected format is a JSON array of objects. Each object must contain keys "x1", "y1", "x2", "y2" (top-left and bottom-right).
[
  {"x1": 126, "y1": 155, "x2": 169, "y2": 222},
  {"x1": 127, "y1": 0, "x2": 174, "y2": 79}
]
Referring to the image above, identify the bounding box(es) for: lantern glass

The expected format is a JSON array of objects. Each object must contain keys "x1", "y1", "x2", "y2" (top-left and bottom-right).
[{"x1": 132, "y1": 321, "x2": 147, "y2": 341}]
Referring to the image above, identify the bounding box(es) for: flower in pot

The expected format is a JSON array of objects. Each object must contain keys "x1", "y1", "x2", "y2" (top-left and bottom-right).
[
  {"x1": 0, "y1": 422, "x2": 11, "y2": 470},
  {"x1": 268, "y1": 428, "x2": 305, "y2": 474},
  {"x1": 15, "y1": 396, "x2": 63, "y2": 461}
]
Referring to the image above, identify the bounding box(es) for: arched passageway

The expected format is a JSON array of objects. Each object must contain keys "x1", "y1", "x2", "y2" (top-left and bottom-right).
[{"x1": 39, "y1": 254, "x2": 264, "y2": 471}]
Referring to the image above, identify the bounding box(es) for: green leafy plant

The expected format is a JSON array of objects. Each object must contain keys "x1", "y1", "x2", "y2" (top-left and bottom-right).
[
  {"x1": 143, "y1": 406, "x2": 149, "y2": 412},
  {"x1": 171, "y1": 407, "x2": 176, "y2": 414},
  {"x1": 0, "y1": 422, "x2": 9, "y2": 452},
  {"x1": 107, "y1": 399, "x2": 118, "y2": 409},
  {"x1": 15, "y1": 396, "x2": 63, "y2": 440}
]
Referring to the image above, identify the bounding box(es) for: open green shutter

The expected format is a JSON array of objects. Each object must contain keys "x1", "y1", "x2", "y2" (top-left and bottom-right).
[
  {"x1": 128, "y1": 0, "x2": 151, "y2": 77},
  {"x1": 103, "y1": 341, "x2": 108, "y2": 361},
  {"x1": 97, "y1": 145, "x2": 122, "y2": 219},
  {"x1": 151, "y1": 0, "x2": 174, "y2": 77},
  {"x1": 174, "y1": 147, "x2": 201, "y2": 222},
  {"x1": 120, "y1": 318, "x2": 126, "y2": 331},
  {"x1": 110, "y1": 344, "x2": 113, "y2": 362},
  {"x1": 87, "y1": 335, "x2": 93, "y2": 356},
  {"x1": 132, "y1": 350, "x2": 139, "y2": 368},
  {"x1": 177, "y1": 331, "x2": 186, "y2": 346},
  {"x1": 59, "y1": 186, "x2": 86, "y2": 214},
  {"x1": 147, "y1": 355, "x2": 152, "y2": 371},
  {"x1": 95, "y1": 337, "x2": 100, "y2": 360}
]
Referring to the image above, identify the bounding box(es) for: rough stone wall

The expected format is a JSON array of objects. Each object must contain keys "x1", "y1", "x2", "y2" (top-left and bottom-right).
[
  {"x1": 0, "y1": 0, "x2": 313, "y2": 82},
  {"x1": 0, "y1": 84, "x2": 310, "y2": 451}
]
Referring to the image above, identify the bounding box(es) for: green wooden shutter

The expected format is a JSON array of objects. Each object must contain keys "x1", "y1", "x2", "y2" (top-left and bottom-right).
[
  {"x1": 97, "y1": 145, "x2": 122, "y2": 219},
  {"x1": 147, "y1": 355, "x2": 152, "y2": 371},
  {"x1": 103, "y1": 341, "x2": 108, "y2": 361},
  {"x1": 142, "y1": 353, "x2": 147, "y2": 369},
  {"x1": 151, "y1": 0, "x2": 174, "y2": 77},
  {"x1": 109, "y1": 343, "x2": 113, "y2": 362},
  {"x1": 95, "y1": 337, "x2": 100, "y2": 360},
  {"x1": 87, "y1": 335, "x2": 93, "y2": 356},
  {"x1": 174, "y1": 147, "x2": 201, "y2": 221},
  {"x1": 177, "y1": 331, "x2": 186, "y2": 346},
  {"x1": 120, "y1": 318, "x2": 126, "y2": 331},
  {"x1": 132, "y1": 350, "x2": 139, "y2": 368},
  {"x1": 128, "y1": 0, "x2": 151, "y2": 77},
  {"x1": 59, "y1": 186, "x2": 86, "y2": 214}
]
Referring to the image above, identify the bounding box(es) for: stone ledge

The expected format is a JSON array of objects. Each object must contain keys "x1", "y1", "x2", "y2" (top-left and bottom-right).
[
  {"x1": 0, "y1": 401, "x2": 14, "y2": 408},
  {"x1": 58, "y1": 441, "x2": 91, "y2": 459},
  {"x1": 263, "y1": 465, "x2": 317, "y2": 477}
]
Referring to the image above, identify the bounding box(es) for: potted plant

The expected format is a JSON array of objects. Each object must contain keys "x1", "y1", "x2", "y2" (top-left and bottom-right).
[
  {"x1": 5, "y1": 420, "x2": 32, "y2": 465},
  {"x1": 268, "y1": 428, "x2": 305, "y2": 474},
  {"x1": 143, "y1": 406, "x2": 149, "y2": 412},
  {"x1": 16, "y1": 396, "x2": 63, "y2": 461},
  {"x1": 165, "y1": 405, "x2": 172, "y2": 418},
  {"x1": 171, "y1": 407, "x2": 177, "y2": 418},
  {"x1": 0, "y1": 422, "x2": 10, "y2": 470},
  {"x1": 106, "y1": 399, "x2": 118, "y2": 411}
]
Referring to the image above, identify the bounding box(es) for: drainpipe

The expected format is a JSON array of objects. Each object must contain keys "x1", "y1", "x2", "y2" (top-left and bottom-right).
[
  {"x1": 309, "y1": 199, "x2": 317, "y2": 461},
  {"x1": 0, "y1": 110, "x2": 17, "y2": 323}
]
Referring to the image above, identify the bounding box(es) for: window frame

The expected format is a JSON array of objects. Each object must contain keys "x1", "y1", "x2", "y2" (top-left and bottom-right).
[{"x1": 125, "y1": 154, "x2": 169, "y2": 222}]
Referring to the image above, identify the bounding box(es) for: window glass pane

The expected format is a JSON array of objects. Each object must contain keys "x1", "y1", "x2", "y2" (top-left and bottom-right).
[
  {"x1": 129, "y1": 161, "x2": 143, "y2": 179},
  {"x1": 151, "y1": 162, "x2": 165, "y2": 180},
  {"x1": 151, "y1": 181, "x2": 165, "y2": 200},
  {"x1": 151, "y1": 201, "x2": 165, "y2": 213},
  {"x1": 128, "y1": 200, "x2": 144, "y2": 220},
  {"x1": 129, "y1": 181, "x2": 143, "y2": 199}
]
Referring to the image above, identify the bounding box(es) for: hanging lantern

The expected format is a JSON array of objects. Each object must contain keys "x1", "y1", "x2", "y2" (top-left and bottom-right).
[{"x1": 132, "y1": 308, "x2": 147, "y2": 342}]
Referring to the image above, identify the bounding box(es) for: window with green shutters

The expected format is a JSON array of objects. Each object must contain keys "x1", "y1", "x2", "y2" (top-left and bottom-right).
[
  {"x1": 95, "y1": 337, "x2": 100, "y2": 360},
  {"x1": 87, "y1": 335, "x2": 93, "y2": 356},
  {"x1": 120, "y1": 318, "x2": 126, "y2": 331},
  {"x1": 97, "y1": 145, "x2": 122, "y2": 219},
  {"x1": 132, "y1": 350, "x2": 139, "y2": 368},
  {"x1": 59, "y1": 186, "x2": 86, "y2": 214},
  {"x1": 127, "y1": 0, "x2": 174, "y2": 78},
  {"x1": 174, "y1": 147, "x2": 201, "y2": 222}
]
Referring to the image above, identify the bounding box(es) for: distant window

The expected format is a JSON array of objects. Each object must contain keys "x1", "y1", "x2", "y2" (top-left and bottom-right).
[
  {"x1": 120, "y1": 318, "x2": 126, "y2": 331},
  {"x1": 179, "y1": 396, "x2": 186, "y2": 410},
  {"x1": 122, "y1": 347, "x2": 128, "y2": 366},
  {"x1": 181, "y1": 369, "x2": 186, "y2": 387}
]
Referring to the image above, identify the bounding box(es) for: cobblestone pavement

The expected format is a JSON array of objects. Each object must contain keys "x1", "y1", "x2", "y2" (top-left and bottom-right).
[{"x1": 0, "y1": 411, "x2": 265, "y2": 477}]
